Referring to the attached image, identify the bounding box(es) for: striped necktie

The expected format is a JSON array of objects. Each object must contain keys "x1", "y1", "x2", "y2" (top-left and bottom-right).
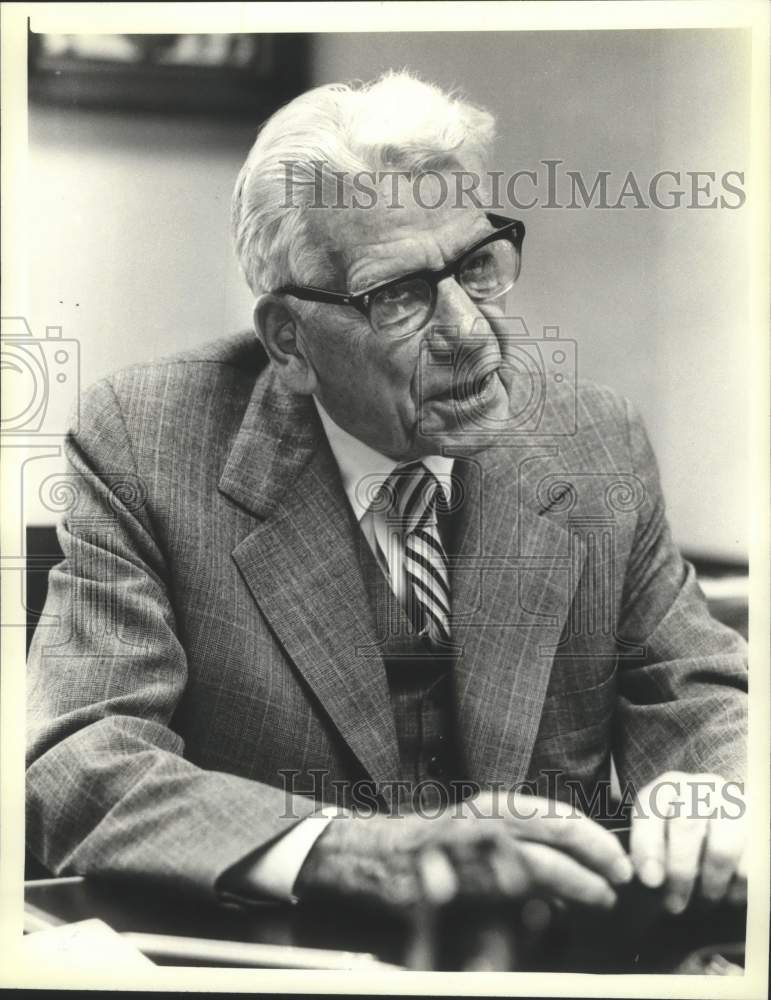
[{"x1": 385, "y1": 462, "x2": 452, "y2": 645}]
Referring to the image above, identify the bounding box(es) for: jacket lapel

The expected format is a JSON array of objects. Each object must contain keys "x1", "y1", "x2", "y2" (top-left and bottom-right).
[
  {"x1": 450, "y1": 446, "x2": 583, "y2": 787},
  {"x1": 220, "y1": 369, "x2": 401, "y2": 788},
  {"x1": 219, "y1": 364, "x2": 586, "y2": 792}
]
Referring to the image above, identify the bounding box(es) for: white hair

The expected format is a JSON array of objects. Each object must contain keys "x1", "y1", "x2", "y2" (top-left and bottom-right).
[{"x1": 231, "y1": 70, "x2": 496, "y2": 297}]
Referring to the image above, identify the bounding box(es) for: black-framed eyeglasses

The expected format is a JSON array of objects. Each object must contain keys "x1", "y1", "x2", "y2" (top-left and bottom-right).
[{"x1": 274, "y1": 213, "x2": 525, "y2": 340}]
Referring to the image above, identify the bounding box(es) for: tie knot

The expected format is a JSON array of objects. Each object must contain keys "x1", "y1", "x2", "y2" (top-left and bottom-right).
[{"x1": 382, "y1": 462, "x2": 441, "y2": 534}]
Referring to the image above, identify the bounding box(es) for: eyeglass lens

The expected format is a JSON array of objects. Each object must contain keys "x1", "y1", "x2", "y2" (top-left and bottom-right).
[{"x1": 369, "y1": 235, "x2": 520, "y2": 338}]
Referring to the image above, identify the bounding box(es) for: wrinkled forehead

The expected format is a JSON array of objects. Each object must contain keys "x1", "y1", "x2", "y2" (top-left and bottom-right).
[{"x1": 304, "y1": 171, "x2": 489, "y2": 286}]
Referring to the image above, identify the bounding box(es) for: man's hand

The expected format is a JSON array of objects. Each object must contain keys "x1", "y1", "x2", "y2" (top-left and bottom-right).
[
  {"x1": 630, "y1": 771, "x2": 747, "y2": 913},
  {"x1": 294, "y1": 792, "x2": 634, "y2": 910}
]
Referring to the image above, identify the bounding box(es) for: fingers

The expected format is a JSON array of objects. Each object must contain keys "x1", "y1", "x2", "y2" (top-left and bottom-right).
[
  {"x1": 442, "y1": 835, "x2": 520, "y2": 898},
  {"x1": 419, "y1": 823, "x2": 618, "y2": 911},
  {"x1": 630, "y1": 772, "x2": 747, "y2": 911},
  {"x1": 517, "y1": 840, "x2": 618, "y2": 909},
  {"x1": 705, "y1": 954, "x2": 744, "y2": 976},
  {"x1": 663, "y1": 813, "x2": 707, "y2": 913},
  {"x1": 417, "y1": 845, "x2": 459, "y2": 905},
  {"x1": 726, "y1": 845, "x2": 748, "y2": 906},
  {"x1": 427, "y1": 778, "x2": 747, "y2": 916},
  {"x1": 630, "y1": 776, "x2": 680, "y2": 890},
  {"x1": 429, "y1": 834, "x2": 618, "y2": 909},
  {"x1": 502, "y1": 793, "x2": 634, "y2": 888},
  {"x1": 700, "y1": 813, "x2": 745, "y2": 902}
]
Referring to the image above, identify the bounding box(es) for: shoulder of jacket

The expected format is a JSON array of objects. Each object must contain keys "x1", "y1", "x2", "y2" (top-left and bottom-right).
[
  {"x1": 76, "y1": 331, "x2": 268, "y2": 433},
  {"x1": 84, "y1": 331, "x2": 265, "y2": 398}
]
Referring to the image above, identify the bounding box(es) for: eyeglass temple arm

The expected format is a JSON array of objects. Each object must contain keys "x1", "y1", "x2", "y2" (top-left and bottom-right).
[
  {"x1": 486, "y1": 213, "x2": 525, "y2": 237},
  {"x1": 276, "y1": 285, "x2": 355, "y2": 306}
]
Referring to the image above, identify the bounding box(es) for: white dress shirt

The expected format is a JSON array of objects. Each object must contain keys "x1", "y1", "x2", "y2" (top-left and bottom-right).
[
  {"x1": 237, "y1": 397, "x2": 454, "y2": 901},
  {"x1": 315, "y1": 398, "x2": 455, "y2": 602}
]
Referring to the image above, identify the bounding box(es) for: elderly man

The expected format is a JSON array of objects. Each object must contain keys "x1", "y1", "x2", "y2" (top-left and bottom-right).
[{"x1": 27, "y1": 72, "x2": 747, "y2": 919}]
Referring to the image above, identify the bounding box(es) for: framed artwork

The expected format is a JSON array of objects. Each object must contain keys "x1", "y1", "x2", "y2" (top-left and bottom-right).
[{"x1": 27, "y1": 30, "x2": 310, "y2": 117}]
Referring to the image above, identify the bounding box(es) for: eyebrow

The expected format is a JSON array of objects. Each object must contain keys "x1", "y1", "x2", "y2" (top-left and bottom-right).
[
  {"x1": 446, "y1": 218, "x2": 495, "y2": 261},
  {"x1": 351, "y1": 218, "x2": 495, "y2": 295}
]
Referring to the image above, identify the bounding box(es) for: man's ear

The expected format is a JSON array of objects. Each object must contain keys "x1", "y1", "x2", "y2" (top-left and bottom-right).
[{"x1": 253, "y1": 294, "x2": 318, "y2": 395}]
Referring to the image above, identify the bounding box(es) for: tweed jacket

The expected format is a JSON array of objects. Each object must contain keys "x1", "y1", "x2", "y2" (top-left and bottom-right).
[{"x1": 26, "y1": 332, "x2": 748, "y2": 899}]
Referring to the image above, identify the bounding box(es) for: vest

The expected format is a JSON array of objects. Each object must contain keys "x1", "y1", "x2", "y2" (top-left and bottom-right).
[{"x1": 355, "y1": 503, "x2": 466, "y2": 814}]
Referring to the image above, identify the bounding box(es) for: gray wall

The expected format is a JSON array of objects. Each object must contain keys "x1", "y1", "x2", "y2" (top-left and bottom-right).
[{"x1": 26, "y1": 30, "x2": 750, "y2": 559}]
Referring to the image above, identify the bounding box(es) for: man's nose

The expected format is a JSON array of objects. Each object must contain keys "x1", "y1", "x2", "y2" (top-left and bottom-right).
[{"x1": 426, "y1": 276, "x2": 492, "y2": 350}]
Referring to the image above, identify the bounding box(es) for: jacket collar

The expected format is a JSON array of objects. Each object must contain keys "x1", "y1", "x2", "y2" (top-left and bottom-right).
[{"x1": 218, "y1": 365, "x2": 321, "y2": 519}]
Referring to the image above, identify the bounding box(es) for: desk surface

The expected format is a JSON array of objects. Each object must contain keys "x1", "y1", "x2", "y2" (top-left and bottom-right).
[{"x1": 25, "y1": 875, "x2": 746, "y2": 973}]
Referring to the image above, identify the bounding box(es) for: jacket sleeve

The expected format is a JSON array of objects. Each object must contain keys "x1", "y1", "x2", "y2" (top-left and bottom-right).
[
  {"x1": 26, "y1": 378, "x2": 317, "y2": 899},
  {"x1": 612, "y1": 397, "x2": 748, "y2": 792}
]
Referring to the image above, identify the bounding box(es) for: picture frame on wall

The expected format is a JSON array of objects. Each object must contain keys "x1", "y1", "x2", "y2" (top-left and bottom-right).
[{"x1": 27, "y1": 29, "x2": 310, "y2": 117}]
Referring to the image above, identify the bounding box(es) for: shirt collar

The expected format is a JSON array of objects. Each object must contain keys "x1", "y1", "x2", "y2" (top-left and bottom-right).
[{"x1": 314, "y1": 397, "x2": 454, "y2": 523}]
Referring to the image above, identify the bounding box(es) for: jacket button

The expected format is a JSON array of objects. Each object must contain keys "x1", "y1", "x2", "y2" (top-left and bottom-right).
[{"x1": 427, "y1": 754, "x2": 445, "y2": 779}]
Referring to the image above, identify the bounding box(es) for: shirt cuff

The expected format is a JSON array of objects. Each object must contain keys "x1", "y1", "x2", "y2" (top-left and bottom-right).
[{"x1": 236, "y1": 807, "x2": 344, "y2": 903}]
